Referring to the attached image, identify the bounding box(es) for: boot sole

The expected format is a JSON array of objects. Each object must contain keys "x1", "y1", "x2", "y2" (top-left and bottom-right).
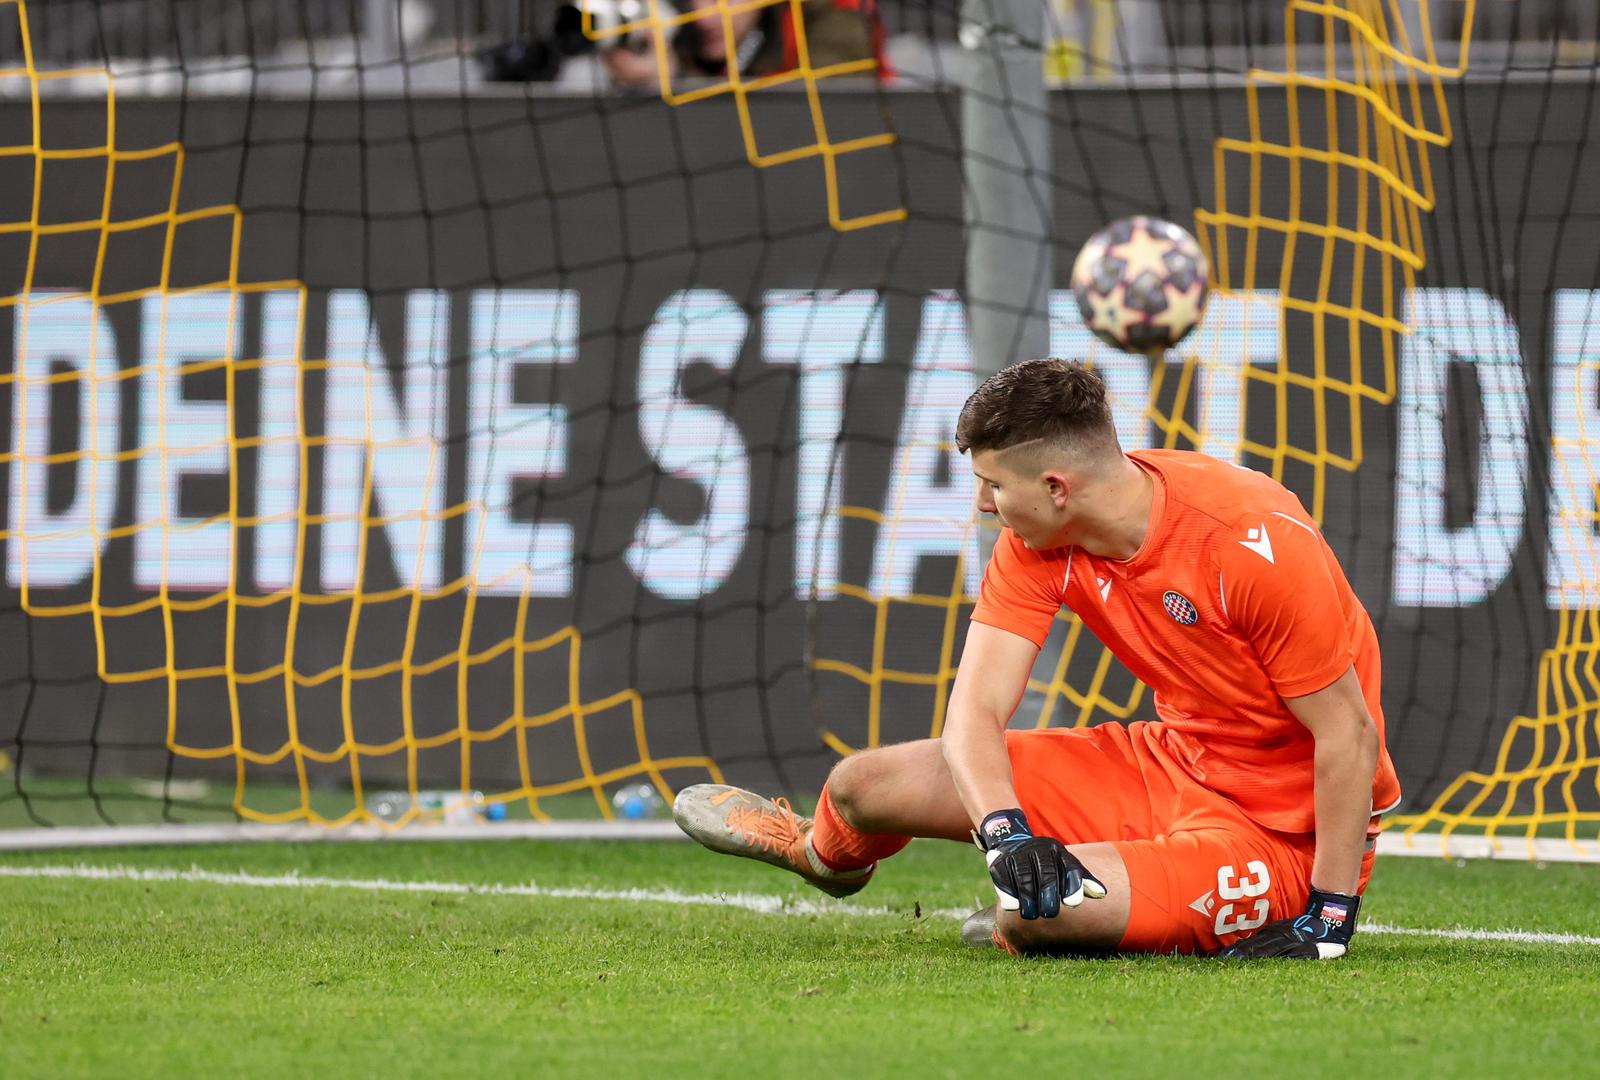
[{"x1": 961, "y1": 903, "x2": 999, "y2": 948}]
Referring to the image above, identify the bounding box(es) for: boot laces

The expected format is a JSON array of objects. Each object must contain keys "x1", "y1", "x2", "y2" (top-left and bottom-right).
[{"x1": 726, "y1": 796, "x2": 805, "y2": 857}]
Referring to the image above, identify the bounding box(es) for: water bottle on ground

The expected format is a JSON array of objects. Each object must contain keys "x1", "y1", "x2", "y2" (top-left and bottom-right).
[
  {"x1": 366, "y1": 789, "x2": 508, "y2": 824},
  {"x1": 612, "y1": 782, "x2": 666, "y2": 820}
]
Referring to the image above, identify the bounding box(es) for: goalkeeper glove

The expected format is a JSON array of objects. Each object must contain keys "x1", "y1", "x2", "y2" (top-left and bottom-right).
[
  {"x1": 976, "y1": 808, "x2": 1107, "y2": 921},
  {"x1": 1216, "y1": 888, "x2": 1361, "y2": 959}
]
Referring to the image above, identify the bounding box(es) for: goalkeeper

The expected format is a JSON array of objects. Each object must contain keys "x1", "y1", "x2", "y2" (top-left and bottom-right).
[{"x1": 674, "y1": 358, "x2": 1400, "y2": 959}]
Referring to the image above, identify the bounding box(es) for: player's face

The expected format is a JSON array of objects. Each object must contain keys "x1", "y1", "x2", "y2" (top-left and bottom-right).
[{"x1": 970, "y1": 450, "x2": 1070, "y2": 550}]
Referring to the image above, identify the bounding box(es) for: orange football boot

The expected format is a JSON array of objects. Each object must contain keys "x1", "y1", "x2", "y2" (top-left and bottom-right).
[{"x1": 672, "y1": 784, "x2": 875, "y2": 899}]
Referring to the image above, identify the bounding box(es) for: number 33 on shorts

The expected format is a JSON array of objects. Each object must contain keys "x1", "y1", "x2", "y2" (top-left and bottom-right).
[{"x1": 1188, "y1": 860, "x2": 1273, "y2": 938}]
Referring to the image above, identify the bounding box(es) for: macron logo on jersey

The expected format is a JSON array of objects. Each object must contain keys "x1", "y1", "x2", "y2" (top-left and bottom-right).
[
  {"x1": 1239, "y1": 523, "x2": 1275, "y2": 564},
  {"x1": 1096, "y1": 576, "x2": 1112, "y2": 602}
]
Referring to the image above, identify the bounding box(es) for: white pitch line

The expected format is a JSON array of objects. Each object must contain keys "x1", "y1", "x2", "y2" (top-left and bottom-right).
[
  {"x1": 1359, "y1": 923, "x2": 1600, "y2": 947},
  {"x1": 4, "y1": 863, "x2": 1598, "y2": 948},
  {"x1": 0, "y1": 862, "x2": 950, "y2": 919}
]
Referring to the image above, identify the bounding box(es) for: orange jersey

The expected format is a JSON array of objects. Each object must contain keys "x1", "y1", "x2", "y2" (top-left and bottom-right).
[{"x1": 970, "y1": 449, "x2": 1401, "y2": 834}]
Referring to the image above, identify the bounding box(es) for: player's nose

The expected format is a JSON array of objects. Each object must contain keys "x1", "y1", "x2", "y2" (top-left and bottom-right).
[{"x1": 974, "y1": 483, "x2": 994, "y2": 515}]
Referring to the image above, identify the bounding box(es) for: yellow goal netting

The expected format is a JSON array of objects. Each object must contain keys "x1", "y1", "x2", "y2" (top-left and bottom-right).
[
  {"x1": 0, "y1": 0, "x2": 721, "y2": 826},
  {"x1": 815, "y1": 0, "x2": 1600, "y2": 855}
]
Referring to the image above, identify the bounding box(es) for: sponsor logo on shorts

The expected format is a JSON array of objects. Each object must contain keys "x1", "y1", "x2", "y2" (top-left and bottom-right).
[{"x1": 1162, "y1": 590, "x2": 1198, "y2": 625}]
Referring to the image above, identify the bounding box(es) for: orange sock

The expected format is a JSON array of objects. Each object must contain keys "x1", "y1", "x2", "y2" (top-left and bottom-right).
[{"x1": 809, "y1": 783, "x2": 911, "y2": 872}]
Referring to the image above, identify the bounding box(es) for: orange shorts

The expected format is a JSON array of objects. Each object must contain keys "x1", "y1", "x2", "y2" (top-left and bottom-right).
[{"x1": 1006, "y1": 722, "x2": 1376, "y2": 955}]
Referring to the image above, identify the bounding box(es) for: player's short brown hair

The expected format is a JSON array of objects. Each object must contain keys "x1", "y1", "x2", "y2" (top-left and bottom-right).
[{"x1": 955, "y1": 358, "x2": 1121, "y2": 459}]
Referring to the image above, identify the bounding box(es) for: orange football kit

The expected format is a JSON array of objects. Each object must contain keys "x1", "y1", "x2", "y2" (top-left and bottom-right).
[{"x1": 969, "y1": 449, "x2": 1402, "y2": 954}]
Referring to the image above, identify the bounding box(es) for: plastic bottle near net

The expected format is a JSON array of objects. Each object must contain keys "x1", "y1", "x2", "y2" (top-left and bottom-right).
[
  {"x1": 365, "y1": 789, "x2": 508, "y2": 825},
  {"x1": 611, "y1": 782, "x2": 666, "y2": 820}
]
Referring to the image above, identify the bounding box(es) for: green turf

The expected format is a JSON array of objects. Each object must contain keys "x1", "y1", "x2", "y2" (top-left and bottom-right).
[{"x1": 2, "y1": 838, "x2": 1597, "y2": 1079}]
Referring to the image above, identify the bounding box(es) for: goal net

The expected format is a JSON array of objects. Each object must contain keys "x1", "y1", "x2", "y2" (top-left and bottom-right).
[{"x1": 0, "y1": 0, "x2": 1595, "y2": 854}]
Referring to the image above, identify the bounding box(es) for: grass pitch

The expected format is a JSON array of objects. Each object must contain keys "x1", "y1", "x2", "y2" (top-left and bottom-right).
[{"x1": 3, "y1": 837, "x2": 1598, "y2": 1079}]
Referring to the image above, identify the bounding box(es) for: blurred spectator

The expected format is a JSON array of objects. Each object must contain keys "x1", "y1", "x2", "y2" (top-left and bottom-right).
[{"x1": 603, "y1": 0, "x2": 889, "y2": 87}]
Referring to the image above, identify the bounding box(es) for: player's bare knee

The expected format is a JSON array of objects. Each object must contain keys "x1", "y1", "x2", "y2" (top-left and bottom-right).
[
  {"x1": 824, "y1": 751, "x2": 874, "y2": 823},
  {"x1": 826, "y1": 744, "x2": 921, "y2": 826}
]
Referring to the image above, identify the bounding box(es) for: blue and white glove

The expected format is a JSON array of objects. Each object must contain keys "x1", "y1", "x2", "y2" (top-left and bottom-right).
[
  {"x1": 976, "y1": 808, "x2": 1107, "y2": 921},
  {"x1": 1216, "y1": 888, "x2": 1361, "y2": 959}
]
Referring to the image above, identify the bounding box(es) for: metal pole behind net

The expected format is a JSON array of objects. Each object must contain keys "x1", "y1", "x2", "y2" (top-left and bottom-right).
[{"x1": 961, "y1": 0, "x2": 1053, "y2": 570}]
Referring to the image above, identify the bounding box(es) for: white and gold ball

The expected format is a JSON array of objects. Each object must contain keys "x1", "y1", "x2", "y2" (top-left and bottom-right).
[{"x1": 1070, "y1": 215, "x2": 1209, "y2": 354}]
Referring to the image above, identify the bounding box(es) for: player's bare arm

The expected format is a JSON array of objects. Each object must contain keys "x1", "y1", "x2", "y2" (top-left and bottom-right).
[
  {"x1": 943, "y1": 620, "x2": 1112, "y2": 938},
  {"x1": 940, "y1": 621, "x2": 1036, "y2": 822},
  {"x1": 1218, "y1": 666, "x2": 1380, "y2": 959},
  {"x1": 1288, "y1": 666, "x2": 1381, "y2": 894}
]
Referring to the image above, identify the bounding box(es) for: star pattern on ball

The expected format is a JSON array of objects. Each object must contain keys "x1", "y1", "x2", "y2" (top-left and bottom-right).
[
  {"x1": 1153, "y1": 284, "x2": 1204, "y2": 335},
  {"x1": 1109, "y1": 224, "x2": 1174, "y2": 277},
  {"x1": 1087, "y1": 287, "x2": 1140, "y2": 341}
]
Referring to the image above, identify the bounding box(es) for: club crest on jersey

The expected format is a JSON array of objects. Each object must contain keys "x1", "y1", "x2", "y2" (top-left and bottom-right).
[{"x1": 1162, "y1": 590, "x2": 1198, "y2": 625}]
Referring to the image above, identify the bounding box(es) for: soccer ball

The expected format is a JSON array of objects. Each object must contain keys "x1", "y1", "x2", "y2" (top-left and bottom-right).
[{"x1": 1070, "y1": 215, "x2": 1209, "y2": 354}]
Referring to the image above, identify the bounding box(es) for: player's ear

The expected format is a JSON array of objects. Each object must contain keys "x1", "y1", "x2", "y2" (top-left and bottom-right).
[{"x1": 1043, "y1": 471, "x2": 1071, "y2": 506}]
